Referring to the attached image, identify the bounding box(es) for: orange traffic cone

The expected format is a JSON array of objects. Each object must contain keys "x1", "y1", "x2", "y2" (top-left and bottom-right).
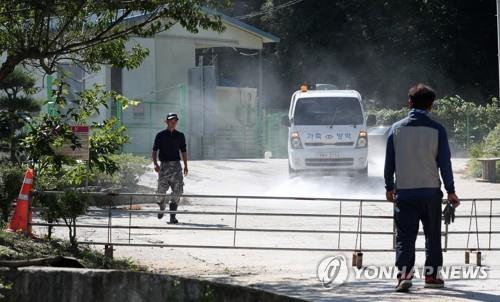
[{"x1": 8, "y1": 168, "x2": 34, "y2": 235}]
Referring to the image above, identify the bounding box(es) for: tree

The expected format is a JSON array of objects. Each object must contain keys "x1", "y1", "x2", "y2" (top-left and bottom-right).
[
  {"x1": 0, "y1": 0, "x2": 227, "y2": 80},
  {"x1": 0, "y1": 164, "x2": 24, "y2": 222},
  {"x1": 0, "y1": 67, "x2": 40, "y2": 162},
  {"x1": 25, "y1": 81, "x2": 135, "y2": 242},
  {"x1": 39, "y1": 189, "x2": 89, "y2": 249},
  {"x1": 21, "y1": 81, "x2": 133, "y2": 174},
  {"x1": 225, "y1": 0, "x2": 498, "y2": 108}
]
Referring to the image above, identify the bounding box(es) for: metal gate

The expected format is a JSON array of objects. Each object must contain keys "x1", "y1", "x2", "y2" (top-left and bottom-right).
[{"x1": 31, "y1": 191, "x2": 499, "y2": 267}]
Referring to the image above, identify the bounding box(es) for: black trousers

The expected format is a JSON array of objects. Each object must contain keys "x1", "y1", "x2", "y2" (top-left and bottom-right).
[{"x1": 394, "y1": 192, "x2": 443, "y2": 278}]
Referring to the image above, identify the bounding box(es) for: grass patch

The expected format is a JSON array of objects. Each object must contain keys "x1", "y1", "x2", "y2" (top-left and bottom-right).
[{"x1": 0, "y1": 230, "x2": 147, "y2": 270}]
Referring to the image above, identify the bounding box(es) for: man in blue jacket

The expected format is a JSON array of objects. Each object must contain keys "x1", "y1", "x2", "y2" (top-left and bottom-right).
[{"x1": 384, "y1": 84, "x2": 460, "y2": 292}]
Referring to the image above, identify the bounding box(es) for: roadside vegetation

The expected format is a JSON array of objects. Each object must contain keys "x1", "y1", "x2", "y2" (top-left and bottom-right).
[
  {"x1": 369, "y1": 96, "x2": 500, "y2": 178},
  {"x1": 0, "y1": 229, "x2": 146, "y2": 270},
  {"x1": 0, "y1": 68, "x2": 40, "y2": 162},
  {"x1": 0, "y1": 164, "x2": 23, "y2": 223},
  {"x1": 369, "y1": 96, "x2": 500, "y2": 151},
  {"x1": 467, "y1": 124, "x2": 500, "y2": 178},
  {"x1": 0, "y1": 1, "x2": 224, "y2": 254}
]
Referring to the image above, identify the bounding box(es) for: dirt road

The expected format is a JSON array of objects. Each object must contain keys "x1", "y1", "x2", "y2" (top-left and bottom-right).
[{"x1": 35, "y1": 158, "x2": 500, "y2": 301}]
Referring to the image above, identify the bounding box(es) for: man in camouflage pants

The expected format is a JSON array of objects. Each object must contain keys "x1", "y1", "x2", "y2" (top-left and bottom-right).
[{"x1": 152, "y1": 113, "x2": 188, "y2": 224}]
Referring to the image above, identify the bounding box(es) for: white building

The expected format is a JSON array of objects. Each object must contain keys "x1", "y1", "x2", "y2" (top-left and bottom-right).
[{"x1": 35, "y1": 12, "x2": 279, "y2": 159}]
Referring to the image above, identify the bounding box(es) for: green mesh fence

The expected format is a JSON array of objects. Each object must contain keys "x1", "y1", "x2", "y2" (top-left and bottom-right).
[{"x1": 263, "y1": 109, "x2": 288, "y2": 158}]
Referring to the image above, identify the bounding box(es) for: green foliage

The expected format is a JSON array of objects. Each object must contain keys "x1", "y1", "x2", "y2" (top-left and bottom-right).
[
  {"x1": 370, "y1": 96, "x2": 500, "y2": 150},
  {"x1": 0, "y1": 67, "x2": 40, "y2": 162},
  {"x1": 20, "y1": 114, "x2": 77, "y2": 169},
  {"x1": 91, "y1": 154, "x2": 149, "y2": 190},
  {"x1": 35, "y1": 153, "x2": 149, "y2": 193},
  {"x1": 0, "y1": 230, "x2": 146, "y2": 270},
  {"x1": 0, "y1": 276, "x2": 12, "y2": 300},
  {"x1": 23, "y1": 82, "x2": 136, "y2": 246},
  {"x1": 0, "y1": 1, "x2": 227, "y2": 80},
  {"x1": 89, "y1": 118, "x2": 129, "y2": 175},
  {"x1": 34, "y1": 164, "x2": 80, "y2": 191},
  {"x1": 25, "y1": 81, "x2": 145, "y2": 246},
  {"x1": 433, "y1": 96, "x2": 500, "y2": 148},
  {"x1": 368, "y1": 107, "x2": 407, "y2": 126},
  {"x1": 466, "y1": 124, "x2": 500, "y2": 178},
  {"x1": 467, "y1": 145, "x2": 485, "y2": 178},
  {"x1": 482, "y1": 125, "x2": 500, "y2": 156},
  {"x1": 0, "y1": 164, "x2": 23, "y2": 222},
  {"x1": 38, "y1": 191, "x2": 89, "y2": 226},
  {"x1": 38, "y1": 190, "x2": 89, "y2": 248},
  {"x1": 0, "y1": 67, "x2": 37, "y2": 95},
  {"x1": 21, "y1": 82, "x2": 133, "y2": 173},
  {"x1": 225, "y1": 0, "x2": 497, "y2": 108}
]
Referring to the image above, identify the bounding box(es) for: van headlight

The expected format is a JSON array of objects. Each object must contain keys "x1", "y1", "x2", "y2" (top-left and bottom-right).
[
  {"x1": 290, "y1": 132, "x2": 303, "y2": 149},
  {"x1": 356, "y1": 131, "x2": 368, "y2": 148}
]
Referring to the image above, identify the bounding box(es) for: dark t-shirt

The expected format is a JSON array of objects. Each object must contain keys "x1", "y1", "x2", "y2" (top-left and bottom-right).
[{"x1": 153, "y1": 129, "x2": 187, "y2": 162}]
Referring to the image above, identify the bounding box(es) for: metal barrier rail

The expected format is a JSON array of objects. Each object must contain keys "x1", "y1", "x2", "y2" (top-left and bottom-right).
[
  {"x1": 30, "y1": 191, "x2": 500, "y2": 261},
  {"x1": 31, "y1": 191, "x2": 500, "y2": 202}
]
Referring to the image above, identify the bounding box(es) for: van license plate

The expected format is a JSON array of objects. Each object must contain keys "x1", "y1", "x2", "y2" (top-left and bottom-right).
[{"x1": 319, "y1": 153, "x2": 341, "y2": 159}]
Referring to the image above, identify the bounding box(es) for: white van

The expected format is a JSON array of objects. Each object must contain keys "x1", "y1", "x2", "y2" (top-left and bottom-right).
[{"x1": 282, "y1": 84, "x2": 375, "y2": 176}]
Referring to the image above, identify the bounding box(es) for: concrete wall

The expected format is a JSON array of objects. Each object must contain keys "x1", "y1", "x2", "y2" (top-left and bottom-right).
[
  {"x1": 84, "y1": 66, "x2": 108, "y2": 124},
  {"x1": 0, "y1": 267, "x2": 304, "y2": 302},
  {"x1": 123, "y1": 37, "x2": 156, "y2": 100},
  {"x1": 121, "y1": 36, "x2": 194, "y2": 155},
  {"x1": 155, "y1": 35, "x2": 195, "y2": 97}
]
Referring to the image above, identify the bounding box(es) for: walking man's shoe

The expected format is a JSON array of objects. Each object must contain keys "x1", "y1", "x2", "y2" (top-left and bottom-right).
[
  {"x1": 157, "y1": 200, "x2": 167, "y2": 219},
  {"x1": 396, "y1": 278, "x2": 413, "y2": 292},
  {"x1": 424, "y1": 276, "x2": 445, "y2": 288},
  {"x1": 168, "y1": 202, "x2": 178, "y2": 224}
]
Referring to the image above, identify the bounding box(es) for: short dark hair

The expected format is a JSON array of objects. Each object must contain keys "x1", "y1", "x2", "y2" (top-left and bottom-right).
[{"x1": 408, "y1": 83, "x2": 436, "y2": 109}]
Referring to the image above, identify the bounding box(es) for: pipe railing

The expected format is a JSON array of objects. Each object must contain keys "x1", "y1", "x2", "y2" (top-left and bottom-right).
[{"x1": 30, "y1": 191, "x2": 500, "y2": 257}]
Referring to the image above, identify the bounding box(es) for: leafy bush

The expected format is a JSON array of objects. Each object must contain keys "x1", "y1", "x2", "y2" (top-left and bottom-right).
[
  {"x1": 0, "y1": 164, "x2": 24, "y2": 222},
  {"x1": 38, "y1": 190, "x2": 89, "y2": 248},
  {"x1": 91, "y1": 153, "x2": 149, "y2": 189},
  {"x1": 466, "y1": 124, "x2": 500, "y2": 178},
  {"x1": 0, "y1": 230, "x2": 146, "y2": 270},
  {"x1": 481, "y1": 126, "x2": 500, "y2": 157},
  {"x1": 35, "y1": 153, "x2": 149, "y2": 192},
  {"x1": 20, "y1": 82, "x2": 135, "y2": 176},
  {"x1": 0, "y1": 67, "x2": 40, "y2": 163},
  {"x1": 433, "y1": 96, "x2": 500, "y2": 149},
  {"x1": 16, "y1": 80, "x2": 144, "y2": 249},
  {"x1": 33, "y1": 153, "x2": 149, "y2": 238},
  {"x1": 370, "y1": 96, "x2": 500, "y2": 151},
  {"x1": 368, "y1": 107, "x2": 407, "y2": 126}
]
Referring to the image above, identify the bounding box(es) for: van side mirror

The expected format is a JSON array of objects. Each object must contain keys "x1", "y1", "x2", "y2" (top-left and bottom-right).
[
  {"x1": 366, "y1": 114, "x2": 376, "y2": 127},
  {"x1": 281, "y1": 116, "x2": 291, "y2": 127}
]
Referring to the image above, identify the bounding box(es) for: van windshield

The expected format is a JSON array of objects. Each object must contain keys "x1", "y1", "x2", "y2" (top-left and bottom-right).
[{"x1": 293, "y1": 97, "x2": 363, "y2": 126}]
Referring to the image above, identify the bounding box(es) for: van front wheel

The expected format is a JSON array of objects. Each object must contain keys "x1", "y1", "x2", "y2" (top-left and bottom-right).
[
  {"x1": 358, "y1": 166, "x2": 368, "y2": 177},
  {"x1": 288, "y1": 162, "x2": 297, "y2": 177}
]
